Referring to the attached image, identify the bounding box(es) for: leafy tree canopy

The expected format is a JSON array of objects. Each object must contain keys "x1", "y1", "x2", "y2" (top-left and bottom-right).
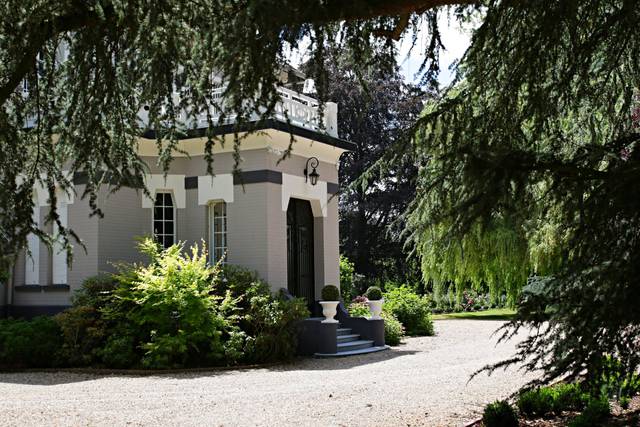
[{"x1": 319, "y1": 49, "x2": 426, "y2": 285}]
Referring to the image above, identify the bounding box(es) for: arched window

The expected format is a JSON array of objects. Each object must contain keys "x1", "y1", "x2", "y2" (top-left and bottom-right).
[
  {"x1": 153, "y1": 192, "x2": 175, "y2": 249},
  {"x1": 209, "y1": 201, "x2": 227, "y2": 264}
]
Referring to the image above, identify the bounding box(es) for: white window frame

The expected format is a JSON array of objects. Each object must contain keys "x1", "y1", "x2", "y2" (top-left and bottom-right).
[
  {"x1": 153, "y1": 191, "x2": 176, "y2": 249},
  {"x1": 208, "y1": 201, "x2": 227, "y2": 265}
]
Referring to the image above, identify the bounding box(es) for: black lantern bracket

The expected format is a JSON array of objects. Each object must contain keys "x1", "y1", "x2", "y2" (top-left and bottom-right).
[{"x1": 304, "y1": 157, "x2": 320, "y2": 186}]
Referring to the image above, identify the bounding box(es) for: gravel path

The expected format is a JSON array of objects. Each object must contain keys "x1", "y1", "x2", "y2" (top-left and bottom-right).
[{"x1": 0, "y1": 320, "x2": 536, "y2": 427}]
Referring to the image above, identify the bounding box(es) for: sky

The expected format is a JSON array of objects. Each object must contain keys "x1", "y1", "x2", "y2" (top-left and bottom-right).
[
  {"x1": 286, "y1": 15, "x2": 472, "y2": 87},
  {"x1": 398, "y1": 15, "x2": 472, "y2": 86}
]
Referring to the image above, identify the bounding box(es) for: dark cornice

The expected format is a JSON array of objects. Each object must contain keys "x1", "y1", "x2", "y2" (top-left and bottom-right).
[{"x1": 141, "y1": 118, "x2": 356, "y2": 151}]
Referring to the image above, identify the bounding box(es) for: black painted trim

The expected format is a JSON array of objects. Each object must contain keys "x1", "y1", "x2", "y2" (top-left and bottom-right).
[
  {"x1": 45, "y1": 284, "x2": 70, "y2": 291},
  {"x1": 327, "y1": 182, "x2": 339, "y2": 194},
  {"x1": 184, "y1": 176, "x2": 198, "y2": 189},
  {"x1": 142, "y1": 119, "x2": 355, "y2": 151},
  {"x1": 14, "y1": 285, "x2": 42, "y2": 292},
  {"x1": 233, "y1": 170, "x2": 282, "y2": 185},
  {"x1": 3, "y1": 305, "x2": 70, "y2": 319},
  {"x1": 14, "y1": 284, "x2": 70, "y2": 292}
]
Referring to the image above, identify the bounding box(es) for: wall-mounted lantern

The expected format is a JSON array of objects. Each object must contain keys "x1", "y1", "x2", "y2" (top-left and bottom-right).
[{"x1": 304, "y1": 157, "x2": 320, "y2": 186}]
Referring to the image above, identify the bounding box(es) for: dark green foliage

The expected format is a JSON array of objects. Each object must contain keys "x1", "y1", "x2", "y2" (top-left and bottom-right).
[
  {"x1": 568, "y1": 397, "x2": 610, "y2": 427},
  {"x1": 324, "y1": 50, "x2": 426, "y2": 284},
  {"x1": 321, "y1": 285, "x2": 340, "y2": 301},
  {"x1": 105, "y1": 240, "x2": 238, "y2": 369},
  {"x1": 482, "y1": 400, "x2": 519, "y2": 427},
  {"x1": 397, "y1": 0, "x2": 640, "y2": 389},
  {"x1": 216, "y1": 265, "x2": 266, "y2": 304},
  {"x1": 54, "y1": 274, "x2": 119, "y2": 366},
  {"x1": 339, "y1": 255, "x2": 356, "y2": 302},
  {"x1": 517, "y1": 383, "x2": 590, "y2": 418},
  {"x1": 364, "y1": 286, "x2": 383, "y2": 301},
  {"x1": 551, "y1": 383, "x2": 589, "y2": 415},
  {"x1": 383, "y1": 286, "x2": 434, "y2": 336},
  {"x1": 619, "y1": 396, "x2": 631, "y2": 410},
  {"x1": 55, "y1": 306, "x2": 108, "y2": 367},
  {"x1": 0, "y1": 317, "x2": 62, "y2": 368},
  {"x1": 347, "y1": 302, "x2": 405, "y2": 346},
  {"x1": 586, "y1": 356, "x2": 640, "y2": 402},
  {"x1": 52, "y1": 239, "x2": 309, "y2": 368},
  {"x1": 214, "y1": 265, "x2": 309, "y2": 362},
  {"x1": 517, "y1": 388, "x2": 556, "y2": 418},
  {"x1": 241, "y1": 293, "x2": 309, "y2": 363},
  {"x1": 381, "y1": 310, "x2": 404, "y2": 346}
]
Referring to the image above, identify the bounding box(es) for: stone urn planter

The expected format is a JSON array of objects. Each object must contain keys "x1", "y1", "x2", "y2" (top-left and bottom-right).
[
  {"x1": 320, "y1": 285, "x2": 340, "y2": 324},
  {"x1": 365, "y1": 286, "x2": 384, "y2": 320}
]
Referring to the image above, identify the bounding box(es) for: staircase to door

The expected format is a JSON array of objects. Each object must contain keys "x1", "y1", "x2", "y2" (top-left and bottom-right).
[{"x1": 314, "y1": 322, "x2": 389, "y2": 357}]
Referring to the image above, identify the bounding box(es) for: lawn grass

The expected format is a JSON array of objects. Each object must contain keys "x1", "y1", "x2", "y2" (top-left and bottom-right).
[{"x1": 431, "y1": 308, "x2": 516, "y2": 321}]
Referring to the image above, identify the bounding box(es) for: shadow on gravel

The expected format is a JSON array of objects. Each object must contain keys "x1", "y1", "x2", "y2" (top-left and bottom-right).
[
  {"x1": 0, "y1": 347, "x2": 418, "y2": 386},
  {"x1": 278, "y1": 347, "x2": 419, "y2": 372}
]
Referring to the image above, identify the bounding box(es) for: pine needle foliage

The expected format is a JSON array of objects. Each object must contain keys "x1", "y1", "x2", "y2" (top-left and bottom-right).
[
  {"x1": 0, "y1": 0, "x2": 448, "y2": 277},
  {"x1": 403, "y1": 0, "x2": 640, "y2": 387}
]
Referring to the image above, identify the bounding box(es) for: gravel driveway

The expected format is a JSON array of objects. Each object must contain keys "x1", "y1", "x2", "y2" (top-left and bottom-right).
[{"x1": 0, "y1": 320, "x2": 536, "y2": 427}]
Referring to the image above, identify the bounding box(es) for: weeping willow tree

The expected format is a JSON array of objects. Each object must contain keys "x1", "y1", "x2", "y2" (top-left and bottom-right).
[{"x1": 416, "y1": 219, "x2": 529, "y2": 306}]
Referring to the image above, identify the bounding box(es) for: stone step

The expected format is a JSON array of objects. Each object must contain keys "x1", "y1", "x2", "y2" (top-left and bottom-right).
[
  {"x1": 337, "y1": 339, "x2": 374, "y2": 352},
  {"x1": 315, "y1": 345, "x2": 390, "y2": 358},
  {"x1": 336, "y1": 334, "x2": 360, "y2": 343},
  {"x1": 336, "y1": 328, "x2": 352, "y2": 336}
]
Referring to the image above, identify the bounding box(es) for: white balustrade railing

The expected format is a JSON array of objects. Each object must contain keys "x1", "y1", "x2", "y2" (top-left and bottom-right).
[{"x1": 142, "y1": 86, "x2": 339, "y2": 138}]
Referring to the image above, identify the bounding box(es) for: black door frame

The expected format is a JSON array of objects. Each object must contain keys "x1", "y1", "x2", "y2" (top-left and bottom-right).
[{"x1": 287, "y1": 198, "x2": 315, "y2": 306}]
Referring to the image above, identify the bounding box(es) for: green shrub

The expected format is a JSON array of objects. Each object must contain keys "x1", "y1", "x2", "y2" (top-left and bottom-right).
[
  {"x1": 482, "y1": 400, "x2": 519, "y2": 427},
  {"x1": 365, "y1": 286, "x2": 383, "y2": 301},
  {"x1": 321, "y1": 285, "x2": 340, "y2": 301},
  {"x1": 568, "y1": 396, "x2": 610, "y2": 427},
  {"x1": 347, "y1": 302, "x2": 405, "y2": 346},
  {"x1": 71, "y1": 274, "x2": 118, "y2": 307},
  {"x1": 55, "y1": 305, "x2": 108, "y2": 366},
  {"x1": 381, "y1": 310, "x2": 404, "y2": 346},
  {"x1": 551, "y1": 383, "x2": 588, "y2": 414},
  {"x1": 0, "y1": 316, "x2": 62, "y2": 368},
  {"x1": 54, "y1": 274, "x2": 120, "y2": 367},
  {"x1": 587, "y1": 355, "x2": 640, "y2": 401},
  {"x1": 339, "y1": 255, "x2": 356, "y2": 302},
  {"x1": 97, "y1": 331, "x2": 138, "y2": 369},
  {"x1": 242, "y1": 292, "x2": 309, "y2": 362},
  {"x1": 517, "y1": 383, "x2": 590, "y2": 418},
  {"x1": 383, "y1": 286, "x2": 434, "y2": 336},
  {"x1": 517, "y1": 387, "x2": 555, "y2": 418},
  {"x1": 106, "y1": 239, "x2": 240, "y2": 368},
  {"x1": 619, "y1": 395, "x2": 630, "y2": 409},
  {"x1": 216, "y1": 264, "x2": 266, "y2": 304}
]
